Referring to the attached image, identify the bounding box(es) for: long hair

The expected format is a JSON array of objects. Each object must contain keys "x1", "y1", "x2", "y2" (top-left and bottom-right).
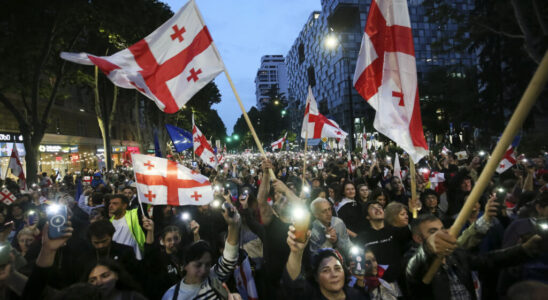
[{"x1": 82, "y1": 259, "x2": 142, "y2": 293}]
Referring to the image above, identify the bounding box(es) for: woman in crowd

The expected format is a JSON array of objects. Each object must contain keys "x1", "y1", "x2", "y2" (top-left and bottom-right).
[
  {"x1": 336, "y1": 181, "x2": 365, "y2": 239},
  {"x1": 369, "y1": 189, "x2": 390, "y2": 208},
  {"x1": 384, "y1": 202, "x2": 409, "y2": 228},
  {"x1": 356, "y1": 184, "x2": 371, "y2": 204},
  {"x1": 283, "y1": 225, "x2": 364, "y2": 299}
]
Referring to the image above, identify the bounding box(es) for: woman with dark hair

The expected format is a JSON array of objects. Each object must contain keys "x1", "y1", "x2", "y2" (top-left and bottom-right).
[
  {"x1": 84, "y1": 259, "x2": 146, "y2": 299},
  {"x1": 369, "y1": 189, "x2": 390, "y2": 208},
  {"x1": 356, "y1": 184, "x2": 371, "y2": 203},
  {"x1": 336, "y1": 181, "x2": 365, "y2": 238},
  {"x1": 419, "y1": 189, "x2": 446, "y2": 221},
  {"x1": 283, "y1": 226, "x2": 364, "y2": 299},
  {"x1": 162, "y1": 202, "x2": 242, "y2": 299}
]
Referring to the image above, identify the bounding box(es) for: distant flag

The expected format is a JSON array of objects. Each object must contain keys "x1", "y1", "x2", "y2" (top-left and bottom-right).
[
  {"x1": 441, "y1": 146, "x2": 450, "y2": 155},
  {"x1": 8, "y1": 143, "x2": 26, "y2": 191},
  {"x1": 496, "y1": 134, "x2": 521, "y2": 174},
  {"x1": 271, "y1": 133, "x2": 287, "y2": 151},
  {"x1": 347, "y1": 152, "x2": 353, "y2": 179},
  {"x1": 153, "y1": 129, "x2": 162, "y2": 157},
  {"x1": 166, "y1": 124, "x2": 193, "y2": 152},
  {"x1": 0, "y1": 188, "x2": 16, "y2": 206},
  {"x1": 61, "y1": 0, "x2": 225, "y2": 113},
  {"x1": 429, "y1": 171, "x2": 446, "y2": 194},
  {"x1": 393, "y1": 153, "x2": 402, "y2": 180},
  {"x1": 192, "y1": 115, "x2": 217, "y2": 168},
  {"x1": 301, "y1": 86, "x2": 348, "y2": 139},
  {"x1": 353, "y1": 0, "x2": 428, "y2": 162},
  {"x1": 132, "y1": 154, "x2": 213, "y2": 206}
]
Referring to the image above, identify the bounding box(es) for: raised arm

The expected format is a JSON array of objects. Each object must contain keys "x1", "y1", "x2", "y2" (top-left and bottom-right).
[
  {"x1": 258, "y1": 159, "x2": 274, "y2": 225},
  {"x1": 286, "y1": 225, "x2": 310, "y2": 280}
]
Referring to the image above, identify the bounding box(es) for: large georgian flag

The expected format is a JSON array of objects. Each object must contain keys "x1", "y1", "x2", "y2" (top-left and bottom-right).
[
  {"x1": 301, "y1": 86, "x2": 348, "y2": 139},
  {"x1": 132, "y1": 154, "x2": 213, "y2": 206},
  {"x1": 8, "y1": 144, "x2": 26, "y2": 191},
  {"x1": 60, "y1": 0, "x2": 224, "y2": 113},
  {"x1": 353, "y1": 0, "x2": 428, "y2": 162}
]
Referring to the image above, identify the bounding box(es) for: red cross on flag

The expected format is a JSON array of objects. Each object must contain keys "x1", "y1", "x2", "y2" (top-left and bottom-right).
[
  {"x1": 353, "y1": 0, "x2": 428, "y2": 162},
  {"x1": 271, "y1": 133, "x2": 287, "y2": 151},
  {"x1": 8, "y1": 143, "x2": 26, "y2": 191},
  {"x1": 60, "y1": 0, "x2": 224, "y2": 114},
  {"x1": 132, "y1": 153, "x2": 213, "y2": 206},
  {"x1": 301, "y1": 86, "x2": 347, "y2": 139},
  {"x1": 0, "y1": 188, "x2": 16, "y2": 206},
  {"x1": 192, "y1": 117, "x2": 217, "y2": 169}
]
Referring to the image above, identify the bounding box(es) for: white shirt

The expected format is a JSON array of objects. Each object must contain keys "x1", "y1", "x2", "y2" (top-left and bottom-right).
[{"x1": 112, "y1": 217, "x2": 142, "y2": 260}]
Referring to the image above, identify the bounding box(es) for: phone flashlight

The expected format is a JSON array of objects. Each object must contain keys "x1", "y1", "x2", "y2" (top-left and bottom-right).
[
  {"x1": 211, "y1": 199, "x2": 221, "y2": 208},
  {"x1": 292, "y1": 206, "x2": 311, "y2": 243},
  {"x1": 479, "y1": 151, "x2": 486, "y2": 156},
  {"x1": 181, "y1": 212, "x2": 191, "y2": 221}
]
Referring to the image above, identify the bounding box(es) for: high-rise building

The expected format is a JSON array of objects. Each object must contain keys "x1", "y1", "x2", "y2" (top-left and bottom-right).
[
  {"x1": 285, "y1": 0, "x2": 476, "y2": 145},
  {"x1": 254, "y1": 55, "x2": 289, "y2": 110}
]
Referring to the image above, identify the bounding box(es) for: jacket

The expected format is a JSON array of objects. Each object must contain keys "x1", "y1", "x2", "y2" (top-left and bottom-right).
[
  {"x1": 110, "y1": 209, "x2": 146, "y2": 253},
  {"x1": 404, "y1": 242, "x2": 531, "y2": 300}
]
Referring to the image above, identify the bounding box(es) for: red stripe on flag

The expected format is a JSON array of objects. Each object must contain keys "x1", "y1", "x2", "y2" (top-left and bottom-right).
[
  {"x1": 408, "y1": 88, "x2": 428, "y2": 148},
  {"x1": 129, "y1": 27, "x2": 214, "y2": 113}
]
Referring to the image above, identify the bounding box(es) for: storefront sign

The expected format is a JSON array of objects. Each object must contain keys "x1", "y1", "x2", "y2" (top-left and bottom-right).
[
  {"x1": 127, "y1": 146, "x2": 140, "y2": 153},
  {"x1": 70, "y1": 146, "x2": 79, "y2": 153},
  {"x1": 39, "y1": 145, "x2": 63, "y2": 153},
  {"x1": 0, "y1": 132, "x2": 23, "y2": 143},
  {"x1": 70, "y1": 154, "x2": 79, "y2": 162},
  {"x1": 112, "y1": 146, "x2": 127, "y2": 153}
]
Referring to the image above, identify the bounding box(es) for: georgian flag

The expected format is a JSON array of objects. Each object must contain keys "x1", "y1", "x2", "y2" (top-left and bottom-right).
[
  {"x1": 301, "y1": 86, "x2": 347, "y2": 139},
  {"x1": 271, "y1": 133, "x2": 287, "y2": 151},
  {"x1": 0, "y1": 188, "x2": 16, "y2": 206},
  {"x1": 8, "y1": 143, "x2": 26, "y2": 191},
  {"x1": 60, "y1": 0, "x2": 224, "y2": 113},
  {"x1": 353, "y1": 0, "x2": 428, "y2": 162},
  {"x1": 496, "y1": 134, "x2": 521, "y2": 174},
  {"x1": 393, "y1": 153, "x2": 402, "y2": 180},
  {"x1": 132, "y1": 153, "x2": 213, "y2": 206},
  {"x1": 429, "y1": 171, "x2": 446, "y2": 194},
  {"x1": 192, "y1": 116, "x2": 217, "y2": 169},
  {"x1": 234, "y1": 256, "x2": 258, "y2": 300}
]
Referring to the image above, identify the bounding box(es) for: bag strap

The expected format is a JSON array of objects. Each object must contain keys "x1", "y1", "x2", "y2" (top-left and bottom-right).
[{"x1": 172, "y1": 280, "x2": 182, "y2": 300}]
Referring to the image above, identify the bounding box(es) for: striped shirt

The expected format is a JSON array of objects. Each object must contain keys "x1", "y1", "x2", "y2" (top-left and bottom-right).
[{"x1": 162, "y1": 242, "x2": 239, "y2": 300}]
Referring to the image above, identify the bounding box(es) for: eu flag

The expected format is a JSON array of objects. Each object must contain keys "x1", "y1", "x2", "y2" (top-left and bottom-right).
[{"x1": 166, "y1": 124, "x2": 193, "y2": 152}]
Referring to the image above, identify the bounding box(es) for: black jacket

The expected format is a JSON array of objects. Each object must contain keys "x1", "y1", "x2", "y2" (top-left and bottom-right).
[{"x1": 404, "y1": 243, "x2": 531, "y2": 300}]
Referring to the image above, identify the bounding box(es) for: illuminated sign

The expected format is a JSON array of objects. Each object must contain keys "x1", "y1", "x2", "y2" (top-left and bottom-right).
[{"x1": 0, "y1": 132, "x2": 23, "y2": 142}]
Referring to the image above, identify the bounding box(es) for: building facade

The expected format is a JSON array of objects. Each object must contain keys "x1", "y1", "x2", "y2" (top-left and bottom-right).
[
  {"x1": 254, "y1": 55, "x2": 289, "y2": 109},
  {"x1": 285, "y1": 0, "x2": 476, "y2": 146}
]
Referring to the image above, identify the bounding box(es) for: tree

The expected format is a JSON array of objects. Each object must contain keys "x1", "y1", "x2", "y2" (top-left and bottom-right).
[{"x1": 0, "y1": 0, "x2": 88, "y2": 185}]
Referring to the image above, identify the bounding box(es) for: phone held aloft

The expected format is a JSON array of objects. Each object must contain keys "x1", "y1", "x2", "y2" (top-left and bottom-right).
[
  {"x1": 292, "y1": 206, "x2": 311, "y2": 243},
  {"x1": 47, "y1": 204, "x2": 68, "y2": 239},
  {"x1": 222, "y1": 202, "x2": 235, "y2": 218}
]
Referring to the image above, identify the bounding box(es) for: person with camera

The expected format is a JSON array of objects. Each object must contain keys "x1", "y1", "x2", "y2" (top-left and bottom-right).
[
  {"x1": 161, "y1": 201, "x2": 242, "y2": 300},
  {"x1": 405, "y1": 214, "x2": 544, "y2": 300}
]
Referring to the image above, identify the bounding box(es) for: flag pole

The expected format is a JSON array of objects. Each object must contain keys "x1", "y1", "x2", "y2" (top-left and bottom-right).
[
  {"x1": 130, "y1": 153, "x2": 146, "y2": 216},
  {"x1": 191, "y1": 112, "x2": 196, "y2": 162},
  {"x1": 3, "y1": 143, "x2": 14, "y2": 180},
  {"x1": 409, "y1": 157, "x2": 418, "y2": 218},
  {"x1": 422, "y1": 50, "x2": 548, "y2": 284},
  {"x1": 302, "y1": 113, "x2": 310, "y2": 187},
  {"x1": 191, "y1": 3, "x2": 275, "y2": 178}
]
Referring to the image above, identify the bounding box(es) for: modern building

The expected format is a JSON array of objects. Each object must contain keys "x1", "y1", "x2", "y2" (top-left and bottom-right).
[
  {"x1": 285, "y1": 0, "x2": 476, "y2": 147},
  {"x1": 254, "y1": 55, "x2": 289, "y2": 109}
]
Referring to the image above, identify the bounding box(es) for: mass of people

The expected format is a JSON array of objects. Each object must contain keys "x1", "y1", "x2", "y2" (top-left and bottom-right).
[{"x1": 0, "y1": 141, "x2": 546, "y2": 300}]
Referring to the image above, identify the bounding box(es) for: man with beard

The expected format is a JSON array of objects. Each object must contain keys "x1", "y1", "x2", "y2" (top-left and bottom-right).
[{"x1": 82, "y1": 220, "x2": 139, "y2": 278}]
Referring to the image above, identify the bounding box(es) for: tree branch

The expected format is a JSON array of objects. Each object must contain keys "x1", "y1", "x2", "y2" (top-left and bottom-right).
[
  {"x1": 41, "y1": 26, "x2": 84, "y2": 127},
  {"x1": 31, "y1": 20, "x2": 57, "y2": 125},
  {"x1": 511, "y1": 0, "x2": 543, "y2": 64},
  {"x1": 0, "y1": 93, "x2": 29, "y2": 130},
  {"x1": 473, "y1": 21, "x2": 524, "y2": 39},
  {"x1": 532, "y1": 0, "x2": 548, "y2": 36},
  {"x1": 20, "y1": 89, "x2": 31, "y2": 115}
]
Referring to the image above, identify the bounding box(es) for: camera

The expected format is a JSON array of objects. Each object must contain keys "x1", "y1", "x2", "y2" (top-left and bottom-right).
[{"x1": 47, "y1": 204, "x2": 68, "y2": 239}]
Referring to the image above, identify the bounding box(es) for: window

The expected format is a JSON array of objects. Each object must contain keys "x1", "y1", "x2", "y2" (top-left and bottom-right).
[
  {"x1": 307, "y1": 66, "x2": 316, "y2": 87},
  {"x1": 298, "y1": 43, "x2": 305, "y2": 64}
]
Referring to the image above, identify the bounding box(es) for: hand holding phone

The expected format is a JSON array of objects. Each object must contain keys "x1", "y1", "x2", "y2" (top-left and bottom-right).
[
  {"x1": 292, "y1": 206, "x2": 311, "y2": 243},
  {"x1": 46, "y1": 204, "x2": 68, "y2": 239}
]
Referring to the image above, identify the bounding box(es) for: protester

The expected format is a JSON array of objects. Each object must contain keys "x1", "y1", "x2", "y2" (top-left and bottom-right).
[
  {"x1": 108, "y1": 194, "x2": 145, "y2": 260},
  {"x1": 309, "y1": 198, "x2": 353, "y2": 256}
]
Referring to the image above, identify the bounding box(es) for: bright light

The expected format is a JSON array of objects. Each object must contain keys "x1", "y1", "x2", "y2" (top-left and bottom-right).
[
  {"x1": 540, "y1": 223, "x2": 548, "y2": 230},
  {"x1": 211, "y1": 200, "x2": 221, "y2": 208},
  {"x1": 226, "y1": 137, "x2": 232, "y2": 142},
  {"x1": 419, "y1": 168, "x2": 429, "y2": 174},
  {"x1": 350, "y1": 246, "x2": 360, "y2": 255},
  {"x1": 47, "y1": 204, "x2": 61, "y2": 214},
  {"x1": 303, "y1": 186, "x2": 310, "y2": 193},
  {"x1": 292, "y1": 206, "x2": 307, "y2": 221},
  {"x1": 28, "y1": 210, "x2": 35, "y2": 215},
  {"x1": 325, "y1": 35, "x2": 338, "y2": 49},
  {"x1": 478, "y1": 151, "x2": 486, "y2": 156},
  {"x1": 497, "y1": 187, "x2": 505, "y2": 193},
  {"x1": 274, "y1": 100, "x2": 280, "y2": 105},
  {"x1": 181, "y1": 212, "x2": 191, "y2": 221},
  {"x1": 79, "y1": 108, "x2": 85, "y2": 112},
  {"x1": 233, "y1": 134, "x2": 239, "y2": 140},
  {"x1": 386, "y1": 157, "x2": 392, "y2": 161},
  {"x1": 281, "y1": 110, "x2": 286, "y2": 116}
]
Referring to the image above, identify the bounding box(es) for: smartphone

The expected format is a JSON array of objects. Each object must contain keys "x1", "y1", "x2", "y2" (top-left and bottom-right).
[
  {"x1": 292, "y1": 206, "x2": 310, "y2": 243},
  {"x1": 47, "y1": 204, "x2": 68, "y2": 239},
  {"x1": 27, "y1": 210, "x2": 38, "y2": 226},
  {"x1": 191, "y1": 161, "x2": 198, "y2": 168},
  {"x1": 495, "y1": 187, "x2": 506, "y2": 215},
  {"x1": 222, "y1": 202, "x2": 235, "y2": 218},
  {"x1": 531, "y1": 217, "x2": 548, "y2": 238},
  {"x1": 350, "y1": 246, "x2": 365, "y2": 276}
]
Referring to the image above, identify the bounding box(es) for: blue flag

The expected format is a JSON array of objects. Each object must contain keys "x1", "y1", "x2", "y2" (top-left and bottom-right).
[
  {"x1": 154, "y1": 129, "x2": 162, "y2": 157},
  {"x1": 166, "y1": 124, "x2": 193, "y2": 152}
]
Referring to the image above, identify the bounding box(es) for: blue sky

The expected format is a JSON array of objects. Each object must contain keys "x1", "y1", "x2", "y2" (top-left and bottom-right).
[{"x1": 163, "y1": 0, "x2": 321, "y2": 134}]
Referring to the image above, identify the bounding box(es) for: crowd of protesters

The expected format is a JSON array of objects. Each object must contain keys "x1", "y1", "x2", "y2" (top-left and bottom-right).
[{"x1": 0, "y1": 142, "x2": 547, "y2": 300}]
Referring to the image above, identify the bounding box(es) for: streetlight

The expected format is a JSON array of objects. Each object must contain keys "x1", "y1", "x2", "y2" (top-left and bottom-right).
[
  {"x1": 226, "y1": 137, "x2": 232, "y2": 142},
  {"x1": 233, "y1": 134, "x2": 239, "y2": 141},
  {"x1": 274, "y1": 100, "x2": 280, "y2": 105},
  {"x1": 281, "y1": 110, "x2": 287, "y2": 117},
  {"x1": 325, "y1": 32, "x2": 355, "y2": 151}
]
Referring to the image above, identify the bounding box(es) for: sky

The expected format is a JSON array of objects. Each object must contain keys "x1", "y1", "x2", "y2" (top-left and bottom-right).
[{"x1": 163, "y1": 0, "x2": 322, "y2": 134}]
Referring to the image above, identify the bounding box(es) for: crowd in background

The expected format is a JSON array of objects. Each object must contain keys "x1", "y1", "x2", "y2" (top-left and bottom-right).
[{"x1": 0, "y1": 142, "x2": 547, "y2": 300}]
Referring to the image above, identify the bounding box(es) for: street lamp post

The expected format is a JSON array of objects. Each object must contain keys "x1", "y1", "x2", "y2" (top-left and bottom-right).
[{"x1": 325, "y1": 34, "x2": 355, "y2": 151}]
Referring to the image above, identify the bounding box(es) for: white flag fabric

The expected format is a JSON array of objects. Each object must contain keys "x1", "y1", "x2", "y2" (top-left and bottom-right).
[
  {"x1": 192, "y1": 117, "x2": 217, "y2": 169},
  {"x1": 132, "y1": 153, "x2": 213, "y2": 206},
  {"x1": 393, "y1": 153, "x2": 402, "y2": 180},
  {"x1": 301, "y1": 86, "x2": 347, "y2": 139},
  {"x1": 8, "y1": 144, "x2": 26, "y2": 190},
  {"x1": 353, "y1": 0, "x2": 428, "y2": 162},
  {"x1": 271, "y1": 133, "x2": 287, "y2": 150},
  {"x1": 60, "y1": 0, "x2": 224, "y2": 114},
  {"x1": 234, "y1": 256, "x2": 258, "y2": 300}
]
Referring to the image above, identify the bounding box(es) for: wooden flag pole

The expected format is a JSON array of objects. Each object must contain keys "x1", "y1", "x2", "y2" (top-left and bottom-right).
[
  {"x1": 302, "y1": 113, "x2": 310, "y2": 187},
  {"x1": 223, "y1": 70, "x2": 276, "y2": 178},
  {"x1": 422, "y1": 50, "x2": 548, "y2": 284},
  {"x1": 409, "y1": 157, "x2": 418, "y2": 219}
]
